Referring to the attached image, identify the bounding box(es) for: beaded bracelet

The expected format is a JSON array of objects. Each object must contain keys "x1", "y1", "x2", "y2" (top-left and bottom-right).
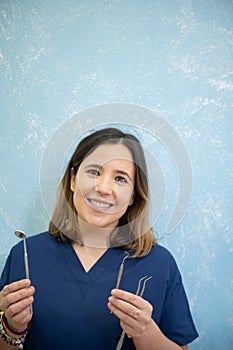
[
  {"x1": 0, "y1": 312, "x2": 30, "y2": 349},
  {"x1": 2, "y1": 313, "x2": 31, "y2": 336}
]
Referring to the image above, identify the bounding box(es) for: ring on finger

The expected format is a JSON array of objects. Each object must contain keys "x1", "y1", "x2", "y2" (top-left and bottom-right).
[{"x1": 133, "y1": 307, "x2": 140, "y2": 320}]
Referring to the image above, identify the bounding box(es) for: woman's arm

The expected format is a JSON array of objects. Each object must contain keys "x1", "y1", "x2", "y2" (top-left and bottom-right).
[
  {"x1": 132, "y1": 319, "x2": 188, "y2": 350},
  {"x1": 0, "y1": 337, "x2": 19, "y2": 350},
  {"x1": 108, "y1": 288, "x2": 188, "y2": 350}
]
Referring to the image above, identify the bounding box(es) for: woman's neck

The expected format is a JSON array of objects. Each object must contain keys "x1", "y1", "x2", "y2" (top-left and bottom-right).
[{"x1": 77, "y1": 219, "x2": 118, "y2": 248}]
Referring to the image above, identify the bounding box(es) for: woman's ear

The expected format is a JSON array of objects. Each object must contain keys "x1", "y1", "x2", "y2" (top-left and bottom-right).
[{"x1": 70, "y1": 167, "x2": 75, "y2": 192}]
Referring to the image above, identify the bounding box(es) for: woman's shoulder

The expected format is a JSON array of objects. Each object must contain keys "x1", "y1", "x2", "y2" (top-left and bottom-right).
[
  {"x1": 142, "y1": 243, "x2": 180, "y2": 274},
  {"x1": 24, "y1": 231, "x2": 53, "y2": 243},
  {"x1": 12, "y1": 231, "x2": 57, "y2": 252},
  {"x1": 149, "y1": 243, "x2": 174, "y2": 260}
]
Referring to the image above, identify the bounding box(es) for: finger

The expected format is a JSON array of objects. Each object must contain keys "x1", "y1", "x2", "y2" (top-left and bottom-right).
[
  {"x1": 111, "y1": 289, "x2": 153, "y2": 316},
  {"x1": 2, "y1": 279, "x2": 31, "y2": 295},
  {"x1": 108, "y1": 302, "x2": 144, "y2": 339},
  {"x1": 0, "y1": 279, "x2": 31, "y2": 301},
  {"x1": 10, "y1": 305, "x2": 33, "y2": 327},
  {"x1": 111, "y1": 289, "x2": 142, "y2": 308},
  {"x1": 120, "y1": 321, "x2": 135, "y2": 338},
  {"x1": 108, "y1": 296, "x2": 141, "y2": 320},
  {"x1": 1, "y1": 285, "x2": 35, "y2": 310},
  {"x1": 108, "y1": 300, "x2": 138, "y2": 327},
  {"x1": 2, "y1": 285, "x2": 8, "y2": 295},
  {"x1": 5, "y1": 295, "x2": 34, "y2": 319}
]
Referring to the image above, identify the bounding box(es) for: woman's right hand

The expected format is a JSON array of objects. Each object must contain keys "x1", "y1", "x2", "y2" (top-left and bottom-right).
[{"x1": 0, "y1": 279, "x2": 35, "y2": 331}]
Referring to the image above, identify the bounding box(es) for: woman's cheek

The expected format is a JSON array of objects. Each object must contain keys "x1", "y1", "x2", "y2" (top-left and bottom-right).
[{"x1": 117, "y1": 187, "x2": 134, "y2": 208}]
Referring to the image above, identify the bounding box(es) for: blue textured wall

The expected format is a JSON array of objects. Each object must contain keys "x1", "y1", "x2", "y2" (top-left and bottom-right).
[{"x1": 0, "y1": 1, "x2": 232, "y2": 349}]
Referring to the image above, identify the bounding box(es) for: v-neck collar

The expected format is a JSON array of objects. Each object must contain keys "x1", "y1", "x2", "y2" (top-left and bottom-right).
[
  {"x1": 58, "y1": 241, "x2": 120, "y2": 298},
  {"x1": 71, "y1": 243, "x2": 108, "y2": 274},
  {"x1": 70, "y1": 244, "x2": 110, "y2": 274}
]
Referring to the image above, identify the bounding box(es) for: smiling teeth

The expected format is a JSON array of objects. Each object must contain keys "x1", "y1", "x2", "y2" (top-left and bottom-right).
[{"x1": 90, "y1": 200, "x2": 111, "y2": 208}]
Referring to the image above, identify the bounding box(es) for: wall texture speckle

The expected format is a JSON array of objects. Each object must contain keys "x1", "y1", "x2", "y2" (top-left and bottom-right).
[{"x1": 0, "y1": 1, "x2": 232, "y2": 349}]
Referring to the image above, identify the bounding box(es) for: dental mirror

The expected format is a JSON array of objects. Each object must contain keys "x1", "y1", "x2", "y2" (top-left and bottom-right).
[
  {"x1": 15, "y1": 230, "x2": 30, "y2": 280},
  {"x1": 15, "y1": 230, "x2": 33, "y2": 314}
]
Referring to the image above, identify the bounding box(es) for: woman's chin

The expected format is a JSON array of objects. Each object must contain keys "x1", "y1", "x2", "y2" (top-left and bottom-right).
[{"x1": 86, "y1": 219, "x2": 116, "y2": 230}]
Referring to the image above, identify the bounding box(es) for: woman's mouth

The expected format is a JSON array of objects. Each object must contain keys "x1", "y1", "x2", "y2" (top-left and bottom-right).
[{"x1": 87, "y1": 198, "x2": 114, "y2": 211}]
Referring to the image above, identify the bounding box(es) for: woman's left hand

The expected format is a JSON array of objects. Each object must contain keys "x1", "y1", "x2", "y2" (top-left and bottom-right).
[{"x1": 108, "y1": 289, "x2": 153, "y2": 338}]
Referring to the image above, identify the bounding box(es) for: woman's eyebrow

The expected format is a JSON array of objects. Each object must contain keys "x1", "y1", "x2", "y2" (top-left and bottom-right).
[{"x1": 84, "y1": 164, "x2": 101, "y2": 169}]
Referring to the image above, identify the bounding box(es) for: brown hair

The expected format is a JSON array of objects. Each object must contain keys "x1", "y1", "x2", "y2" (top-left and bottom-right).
[{"x1": 49, "y1": 127, "x2": 156, "y2": 257}]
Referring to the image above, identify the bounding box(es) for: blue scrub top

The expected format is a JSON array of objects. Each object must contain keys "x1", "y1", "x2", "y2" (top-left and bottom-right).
[{"x1": 0, "y1": 232, "x2": 198, "y2": 349}]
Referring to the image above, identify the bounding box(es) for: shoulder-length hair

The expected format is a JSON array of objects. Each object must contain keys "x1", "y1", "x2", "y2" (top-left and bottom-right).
[{"x1": 49, "y1": 127, "x2": 156, "y2": 257}]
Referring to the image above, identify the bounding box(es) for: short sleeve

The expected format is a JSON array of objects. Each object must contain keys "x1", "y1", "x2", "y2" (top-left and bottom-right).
[{"x1": 158, "y1": 255, "x2": 198, "y2": 346}]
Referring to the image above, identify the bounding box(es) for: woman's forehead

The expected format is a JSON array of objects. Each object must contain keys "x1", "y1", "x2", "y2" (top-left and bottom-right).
[{"x1": 83, "y1": 143, "x2": 134, "y2": 165}]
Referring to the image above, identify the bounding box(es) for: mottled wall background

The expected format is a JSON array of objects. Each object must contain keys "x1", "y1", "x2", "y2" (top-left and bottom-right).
[{"x1": 0, "y1": 1, "x2": 232, "y2": 349}]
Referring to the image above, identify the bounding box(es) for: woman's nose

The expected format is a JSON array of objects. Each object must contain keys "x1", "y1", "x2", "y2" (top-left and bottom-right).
[{"x1": 95, "y1": 177, "x2": 115, "y2": 195}]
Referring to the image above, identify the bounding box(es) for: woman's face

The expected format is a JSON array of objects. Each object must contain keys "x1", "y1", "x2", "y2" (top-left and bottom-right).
[{"x1": 70, "y1": 143, "x2": 135, "y2": 230}]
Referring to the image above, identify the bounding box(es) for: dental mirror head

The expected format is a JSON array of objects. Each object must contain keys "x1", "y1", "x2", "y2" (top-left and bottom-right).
[
  {"x1": 15, "y1": 230, "x2": 27, "y2": 239},
  {"x1": 14, "y1": 230, "x2": 30, "y2": 279},
  {"x1": 14, "y1": 229, "x2": 33, "y2": 314}
]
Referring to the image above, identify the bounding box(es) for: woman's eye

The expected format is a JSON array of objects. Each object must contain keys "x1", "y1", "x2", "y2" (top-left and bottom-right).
[
  {"x1": 115, "y1": 176, "x2": 127, "y2": 184},
  {"x1": 87, "y1": 169, "x2": 99, "y2": 176}
]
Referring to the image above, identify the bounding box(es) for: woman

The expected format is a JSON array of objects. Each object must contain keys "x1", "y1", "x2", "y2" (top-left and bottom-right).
[{"x1": 0, "y1": 127, "x2": 198, "y2": 349}]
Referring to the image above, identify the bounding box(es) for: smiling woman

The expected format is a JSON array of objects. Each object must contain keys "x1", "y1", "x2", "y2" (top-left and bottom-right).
[
  {"x1": 0, "y1": 128, "x2": 198, "y2": 350},
  {"x1": 70, "y1": 143, "x2": 135, "y2": 230}
]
